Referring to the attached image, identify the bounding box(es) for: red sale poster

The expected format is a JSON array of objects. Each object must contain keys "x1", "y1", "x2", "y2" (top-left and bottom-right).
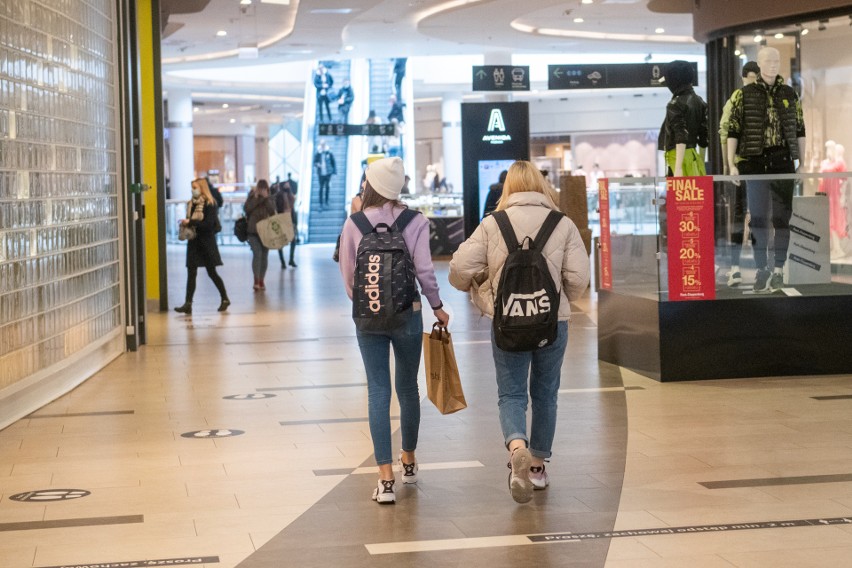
[
  {"x1": 666, "y1": 176, "x2": 715, "y2": 301},
  {"x1": 598, "y1": 179, "x2": 612, "y2": 290}
]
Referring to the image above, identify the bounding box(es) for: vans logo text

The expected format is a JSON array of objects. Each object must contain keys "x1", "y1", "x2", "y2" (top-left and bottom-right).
[{"x1": 501, "y1": 290, "x2": 551, "y2": 317}]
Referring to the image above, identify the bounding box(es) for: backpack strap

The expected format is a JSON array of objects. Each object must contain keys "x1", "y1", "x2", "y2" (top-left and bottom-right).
[
  {"x1": 391, "y1": 208, "x2": 419, "y2": 232},
  {"x1": 350, "y1": 211, "x2": 374, "y2": 235},
  {"x1": 532, "y1": 211, "x2": 565, "y2": 252},
  {"x1": 492, "y1": 210, "x2": 519, "y2": 251}
]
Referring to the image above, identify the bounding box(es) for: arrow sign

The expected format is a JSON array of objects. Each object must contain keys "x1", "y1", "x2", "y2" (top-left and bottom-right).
[
  {"x1": 553, "y1": 68, "x2": 563, "y2": 78},
  {"x1": 476, "y1": 69, "x2": 487, "y2": 80}
]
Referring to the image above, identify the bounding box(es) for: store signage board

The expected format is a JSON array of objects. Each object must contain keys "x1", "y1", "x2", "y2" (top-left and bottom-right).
[
  {"x1": 548, "y1": 62, "x2": 698, "y2": 90},
  {"x1": 317, "y1": 123, "x2": 396, "y2": 136},
  {"x1": 472, "y1": 65, "x2": 530, "y2": 91},
  {"x1": 666, "y1": 176, "x2": 715, "y2": 301},
  {"x1": 598, "y1": 179, "x2": 613, "y2": 290}
]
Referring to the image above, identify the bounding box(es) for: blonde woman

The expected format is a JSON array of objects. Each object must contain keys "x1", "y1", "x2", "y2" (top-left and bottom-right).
[
  {"x1": 175, "y1": 178, "x2": 230, "y2": 314},
  {"x1": 448, "y1": 161, "x2": 589, "y2": 503}
]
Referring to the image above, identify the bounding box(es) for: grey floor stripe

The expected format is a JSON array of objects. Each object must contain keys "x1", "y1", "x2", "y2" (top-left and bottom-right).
[
  {"x1": 258, "y1": 382, "x2": 366, "y2": 392},
  {"x1": 0, "y1": 514, "x2": 143, "y2": 532},
  {"x1": 624, "y1": 386, "x2": 645, "y2": 390},
  {"x1": 811, "y1": 394, "x2": 852, "y2": 400},
  {"x1": 240, "y1": 358, "x2": 343, "y2": 366},
  {"x1": 700, "y1": 472, "x2": 852, "y2": 489},
  {"x1": 313, "y1": 468, "x2": 355, "y2": 476},
  {"x1": 280, "y1": 415, "x2": 399, "y2": 426},
  {"x1": 28, "y1": 411, "x2": 135, "y2": 418}
]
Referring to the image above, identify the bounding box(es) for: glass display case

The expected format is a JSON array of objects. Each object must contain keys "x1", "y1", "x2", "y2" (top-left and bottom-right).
[
  {"x1": 597, "y1": 173, "x2": 852, "y2": 381},
  {"x1": 401, "y1": 192, "x2": 464, "y2": 256}
]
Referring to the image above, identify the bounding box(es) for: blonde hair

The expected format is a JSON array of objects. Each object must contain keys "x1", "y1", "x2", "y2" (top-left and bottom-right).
[
  {"x1": 191, "y1": 178, "x2": 215, "y2": 205},
  {"x1": 495, "y1": 160, "x2": 558, "y2": 211}
]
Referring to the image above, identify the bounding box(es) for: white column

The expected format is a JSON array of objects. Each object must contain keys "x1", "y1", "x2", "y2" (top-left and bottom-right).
[
  {"x1": 255, "y1": 124, "x2": 269, "y2": 182},
  {"x1": 167, "y1": 89, "x2": 194, "y2": 201},
  {"x1": 441, "y1": 93, "x2": 463, "y2": 193}
]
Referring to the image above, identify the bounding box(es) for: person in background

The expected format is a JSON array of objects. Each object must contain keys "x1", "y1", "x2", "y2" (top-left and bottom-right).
[
  {"x1": 272, "y1": 180, "x2": 295, "y2": 269},
  {"x1": 285, "y1": 176, "x2": 299, "y2": 267},
  {"x1": 350, "y1": 172, "x2": 367, "y2": 214},
  {"x1": 314, "y1": 141, "x2": 337, "y2": 210},
  {"x1": 337, "y1": 80, "x2": 354, "y2": 123},
  {"x1": 338, "y1": 157, "x2": 450, "y2": 504},
  {"x1": 448, "y1": 160, "x2": 590, "y2": 504},
  {"x1": 483, "y1": 170, "x2": 507, "y2": 218},
  {"x1": 175, "y1": 178, "x2": 230, "y2": 315},
  {"x1": 244, "y1": 179, "x2": 276, "y2": 291},
  {"x1": 313, "y1": 63, "x2": 334, "y2": 123},
  {"x1": 387, "y1": 94, "x2": 405, "y2": 124}
]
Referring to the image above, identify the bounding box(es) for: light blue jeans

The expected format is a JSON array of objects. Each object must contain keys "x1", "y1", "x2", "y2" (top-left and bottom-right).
[
  {"x1": 356, "y1": 308, "x2": 423, "y2": 465},
  {"x1": 491, "y1": 321, "x2": 569, "y2": 459},
  {"x1": 247, "y1": 234, "x2": 269, "y2": 281}
]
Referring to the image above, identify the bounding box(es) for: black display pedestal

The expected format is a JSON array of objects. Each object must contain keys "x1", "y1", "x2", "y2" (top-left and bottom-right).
[{"x1": 598, "y1": 288, "x2": 852, "y2": 381}]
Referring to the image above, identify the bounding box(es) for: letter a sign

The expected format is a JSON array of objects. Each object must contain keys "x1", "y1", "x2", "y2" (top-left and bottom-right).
[{"x1": 487, "y1": 109, "x2": 506, "y2": 132}]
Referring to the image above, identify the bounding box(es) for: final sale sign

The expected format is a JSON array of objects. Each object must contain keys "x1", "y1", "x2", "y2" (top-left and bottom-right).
[{"x1": 666, "y1": 176, "x2": 715, "y2": 301}]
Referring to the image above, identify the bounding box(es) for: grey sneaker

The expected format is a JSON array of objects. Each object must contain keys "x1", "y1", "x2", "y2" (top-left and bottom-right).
[
  {"x1": 727, "y1": 271, "x2": 742, "y2": 287},
  {"x1": 769, "y1": 272, "x2": 783, "y2": 291},
  {"x1": 530, "y1": 464, "x2": 549, "y2": 490},
  {"x1": 753, "y1": 269, "x2": 771, "y2": 292},
  {"x1": 508, "y1": 448, "x2": 533, "y2": 504}
]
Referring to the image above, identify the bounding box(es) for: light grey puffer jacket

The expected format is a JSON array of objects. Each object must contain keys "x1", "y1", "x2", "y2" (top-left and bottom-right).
[{"x1": 448, "y1": 191, "x2": 590, "y2": 320}]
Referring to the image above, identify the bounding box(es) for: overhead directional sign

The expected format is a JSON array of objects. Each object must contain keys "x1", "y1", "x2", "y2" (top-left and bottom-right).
[
  {"x1": 472, "y1": 65, "x2": 530, "y2": 91},
  {"x1": 548, "y1": 62, "x2": 698, "y2": 90},
  {"x1": 317, "y1": 123, "x2": 397, "y2": 136}
]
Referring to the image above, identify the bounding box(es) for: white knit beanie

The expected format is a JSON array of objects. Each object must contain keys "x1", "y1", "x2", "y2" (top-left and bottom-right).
[{"x1": 366, "y1": 157, "x2": 405, "y2": 200}]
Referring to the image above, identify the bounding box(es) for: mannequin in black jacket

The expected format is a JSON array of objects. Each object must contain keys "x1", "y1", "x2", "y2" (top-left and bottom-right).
[{"x1": 659, "y1": 60, "x2": 708, "y2": 177}]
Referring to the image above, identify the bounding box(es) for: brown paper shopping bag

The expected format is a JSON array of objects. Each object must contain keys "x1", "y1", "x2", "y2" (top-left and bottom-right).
[{"x1": 423, "y1": 323, "x2": 467, "y2": 415}]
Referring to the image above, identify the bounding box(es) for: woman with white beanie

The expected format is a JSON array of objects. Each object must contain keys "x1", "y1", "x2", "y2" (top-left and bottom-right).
[{"x1": 338, "y1": 157, "x2": 450, "y2": 504}]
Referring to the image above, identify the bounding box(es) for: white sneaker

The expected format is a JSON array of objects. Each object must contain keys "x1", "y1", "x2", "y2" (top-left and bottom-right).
[
  {"x1": 508, "y1": 448, "x2": 533, "y2": 504},
  {"x1": 399, "y1": 452, "x2": 418, "y2": 484},
  {"x1": 727, "y1": 271, "x2": 742, "y2": 287},
  {"x1": 530, "y1": 464, "x2": 550, "y2": 490},
  {"x1": 372, "y1": 479, "x2": 395, "y2": 504}
]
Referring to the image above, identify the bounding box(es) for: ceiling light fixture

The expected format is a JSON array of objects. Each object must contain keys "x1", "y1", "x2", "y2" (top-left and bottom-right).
[
  {"x1": 774, "y1": 33, "x2": 784, "y2": 39},
  {"x1": 734, "y1": 49, "x2": 741, "y2": 56},
  {"x1": 801, "y1": 28, "x2": 809, "y2": 35},
  {"x1": 229, "y1": 118, "x2": 236, "y2": 124},
  {"x1": 574, "y1": 18, "x2": 584, "y2": 23},
  {"x1": 222, "y1": 103, "x2": 229, "y2": 108},
  {"x1": 193, "y1": 107, "x2": 199, "y2": 112},
  {"x1": 216, "y1": 30, "x2": 227, "y2": 37},
  {"x1": 655, "y1": 28, "x2": 665, "y2": 34},
  {"x1": 344, "y1": 45, "x2": 354, "y2": 51},
  {"x1": 582, "y1": 0, "x2": 593, "y2": 4},
  {"x1": 240, "y1": 0, "x2": 252, "y2": 5},
  {"x1": 753, "y1": 34, "x2": 763, "y2": 42}
]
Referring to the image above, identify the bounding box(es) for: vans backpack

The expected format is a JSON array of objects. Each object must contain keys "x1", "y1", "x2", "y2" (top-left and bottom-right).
[
  {"x1": 492, "y1": 210, "x2": 564, "y2": 352},
  {"x1": 351, "y1": 208, "x2": 420, "y2": 331}
]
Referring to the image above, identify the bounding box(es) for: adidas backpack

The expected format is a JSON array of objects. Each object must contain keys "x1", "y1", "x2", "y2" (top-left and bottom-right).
[
  {"x1": 351, "y1": 208, "x2": 421, "y2": 331},
  {"x1": 492, "y1": 210, "x2": 564, "y2": 352}
]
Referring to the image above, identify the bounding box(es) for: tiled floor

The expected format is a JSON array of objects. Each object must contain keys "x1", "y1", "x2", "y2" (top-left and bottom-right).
[{"x1": 2, "y1": 244, "x2": 852, "y2": 567}]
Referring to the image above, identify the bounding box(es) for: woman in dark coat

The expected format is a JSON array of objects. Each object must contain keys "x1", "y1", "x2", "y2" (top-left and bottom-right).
[{"x1": 174, "y1": 178, "x2": 230, "y2": 314}]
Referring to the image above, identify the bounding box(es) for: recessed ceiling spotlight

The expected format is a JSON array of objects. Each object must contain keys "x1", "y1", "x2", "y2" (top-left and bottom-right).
[
  {"x1": 573, "y1": 18, "x2": 584, "y2": 23},
  {"x1": 216, "y1": 30, "x2": 227, "y2": 37},
  {"x1": 801, "y1": 28, "x2": 809, "y2": 35},
  {"x1": 655, "y1": 28, "x2": 665, "y2": 34},
  {"x1": 582, "y1": 0, "x2": 593, "y2": 4},
  {"x1": 193, "y1": 107, "x2": 199, "y2": 112},
  {"x1": 240, "y1": 0, "x2": 251, "y2": 4},
  {"x1": 229, "y1": 118, "x2": 236, "y2": 124},
  {"x1": 753, "y1": 34, "x2": 763, "y2": 42},
  {"x1": 774, "y1": 33, "x2": 784, "y2": 39},
  {"x1": 344, "y1": 45, "x2": 354, "y2": 51},
  {"x1": 222, "y1": 103, "x2": 229, "y2": 109},
  {"x1": 734, "y1": 49, "x2": 741, "y2": 56}
]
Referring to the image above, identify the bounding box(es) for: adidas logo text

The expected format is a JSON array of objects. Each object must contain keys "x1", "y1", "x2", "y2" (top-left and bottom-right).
[{"x1": 366, "y1": 254, "x2": 382, "y2": 312}]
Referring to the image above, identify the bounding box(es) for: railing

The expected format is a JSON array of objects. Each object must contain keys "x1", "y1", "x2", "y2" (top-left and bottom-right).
[{"x1": 166, "y1": 192, "x2": 248, "y2": 246}]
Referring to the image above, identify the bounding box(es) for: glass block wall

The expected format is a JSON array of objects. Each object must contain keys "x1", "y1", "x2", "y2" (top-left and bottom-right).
[{"x1": 0, "y1": 1, "x2": 123, "y2": 390}]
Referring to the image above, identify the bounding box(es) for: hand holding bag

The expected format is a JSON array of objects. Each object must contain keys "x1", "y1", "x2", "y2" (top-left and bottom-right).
[
  {"x1": 423, "y1": 323, "x2": 467, "y2": 415},
  {"x1": 257, "y1": 212, "x2": 295, "y2": 249},
  {"x1": 178, "y1": 223, "x2": 196, "y2": 241}
]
